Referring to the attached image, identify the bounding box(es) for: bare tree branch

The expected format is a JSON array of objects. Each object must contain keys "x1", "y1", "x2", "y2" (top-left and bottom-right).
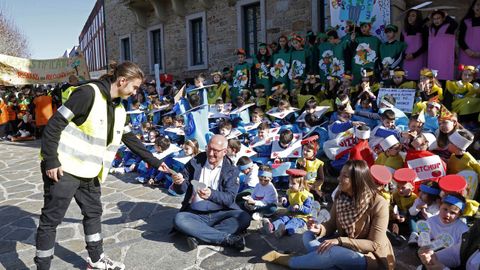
[{"x1": 0, "y1": 8, "x2": 30, "y2": 58}]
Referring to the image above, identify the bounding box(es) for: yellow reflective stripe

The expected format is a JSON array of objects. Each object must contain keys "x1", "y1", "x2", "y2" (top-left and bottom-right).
[
  {"x1": 57, "y1": 106, "x2": 75, "y2": 121},
  {"x1": 58, "y1": 142, "x2": 103, "y2": 164},
  {"x1": 64, "y1": 125, "x2": 106, "y2": 147}
]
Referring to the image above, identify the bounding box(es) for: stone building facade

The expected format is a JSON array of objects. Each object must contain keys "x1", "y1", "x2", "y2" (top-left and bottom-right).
[{"x1": 103, "y1": 0, "x2": 470, "y2": 80}]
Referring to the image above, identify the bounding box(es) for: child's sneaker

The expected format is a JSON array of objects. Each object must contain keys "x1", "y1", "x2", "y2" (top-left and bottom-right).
[
  {"x1": 252, "y1": 212, "x2": 263, "y2": 221},
  {"x1": 408, "y1": 232, "x2": 419, "y2": 246},
  {"x1": 109, "y1": 168, "x2": 125, "y2": 175},
  {"x1": 86, "y1": 253, "x2": 125, "y2": 270},
  {"x1": 262, "y1": 218, "x2": 274, "y2": 234},
  {"x1": 274, "y1": 223, "x2": 286, "y2": 239},
  {"x1": 135, "y1": 176, "x2": 145, "y2": 183}
]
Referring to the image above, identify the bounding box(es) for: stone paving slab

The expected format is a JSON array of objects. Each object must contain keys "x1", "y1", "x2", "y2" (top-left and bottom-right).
[{"x1": 0, "y1": 140, "x2": 419, "y2": 269}]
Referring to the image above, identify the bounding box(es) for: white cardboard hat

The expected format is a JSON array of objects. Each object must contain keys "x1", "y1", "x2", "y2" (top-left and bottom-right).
[
  {"x1": 380, "y1": 135, "x2": 399, "y2": 151},
  {"x1": 355, "y1": 125, "x2": 370, "y2": 140},
  {"x1": 423, "y1": 133, "x2": 437, "y2": 148},
  {"x1": 448, "y1": 130, "x2": 473, "y2": 151}
]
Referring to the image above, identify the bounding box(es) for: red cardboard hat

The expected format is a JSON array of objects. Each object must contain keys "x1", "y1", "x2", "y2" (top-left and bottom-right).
[
  {"x1": 301, "y1": 135, "x2": 319, "y2": 145},
  {"x1": 286, "y1": 169, "x2": 307, "y2": 177},
  {"x1": 370, "y1": 165, "x2": 392, "y2": 185},
  {"x1": 393, "y1": 168, "x2": 417, "y2": 183},
  {"x1": 438, "y1": 175, "x2": 467, "y2": 194}
]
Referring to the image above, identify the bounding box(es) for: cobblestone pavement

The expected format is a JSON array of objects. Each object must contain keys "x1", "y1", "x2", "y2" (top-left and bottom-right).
[{"x1": 0, "y1": 140, "x2": 419, "y2": 269}]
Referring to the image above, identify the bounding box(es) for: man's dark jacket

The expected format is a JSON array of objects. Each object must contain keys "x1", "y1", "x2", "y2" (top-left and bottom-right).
[{"x1": 173, "y1": 152, "x2": 240, "y2": 212}]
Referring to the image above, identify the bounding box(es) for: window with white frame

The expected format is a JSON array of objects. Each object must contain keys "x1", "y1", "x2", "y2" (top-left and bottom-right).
[
  {"x1": 236, "y1": 0, "x2": 265, "y2": 58},
  {"x1": 186, "y1": 11, "x2": 208, "y2": 70},
  {"x1": 119, "y1": 35, "x2": 131, "y2": 61}
]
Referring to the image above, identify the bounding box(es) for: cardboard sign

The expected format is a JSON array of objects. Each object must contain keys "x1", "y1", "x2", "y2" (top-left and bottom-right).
[
  {"x1": 377, "y1": 88, "x2": 416, "y2": 113},
  {"x1": 238, "y1": 144, "x2": 257, "y2": 157},
  {"x1": 323, "y1": 128, "x2": 356, "y2": 160},
  {"x1": 230, "y1": 103, "x2": 255, "y2": 115},
  {"x1": 152, "y1": 144, "x2": 182, "y2": 160},
  {"x1": 164, "y1": 127, "x2": 185, "y2": 136},
  {"x1": 208, "y1": 103, "x2": 232, "y2": 119},
  {"x1": 458, "y1": 170, "x2": 479, "y2": 200},
  {"x1": 296, "y1": 106, "x2": 330, "y2": 122},
  {"x1": 270, "y1": 133, "x2": 302, "y2": 159},
  {"x1": 267, "y1": 107, "x2": 299, "y2": 119},
  {"x1": 407, "y1": 155, "x2": 445, "y2": 182}
]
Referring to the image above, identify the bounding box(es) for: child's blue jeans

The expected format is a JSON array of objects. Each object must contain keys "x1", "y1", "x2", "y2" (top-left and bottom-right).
[{"x1": 272, "y1": 216, "x2": 306, "y2": 236}]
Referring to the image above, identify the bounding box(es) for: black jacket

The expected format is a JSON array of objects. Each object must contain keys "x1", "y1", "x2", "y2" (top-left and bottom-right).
[
  {"x1": 41, "y1": 79, "x2": 161, "y2": 171},
  {"x1": 173, "y1": 152, "x2": 240, "y2": 212}
]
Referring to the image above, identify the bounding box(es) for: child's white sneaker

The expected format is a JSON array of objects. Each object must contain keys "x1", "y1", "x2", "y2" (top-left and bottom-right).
[
  {"x1": 109, "y1": 168, "x2": 125, "y2": 175},
  {"x1": 86, "y1": 253, "x2": 125, "y2": 270},
  {"x1": 135, "y1": 176, "x2": 145, "y2": 183},
  {"x1": 408, "y1": 232, "x2": 419, "y2": 246}
]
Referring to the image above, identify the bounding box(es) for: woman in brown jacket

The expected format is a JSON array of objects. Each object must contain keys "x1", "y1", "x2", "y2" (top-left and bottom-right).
[{"x1": 262, "y1": 160, "x2": 395, "y2": 269}]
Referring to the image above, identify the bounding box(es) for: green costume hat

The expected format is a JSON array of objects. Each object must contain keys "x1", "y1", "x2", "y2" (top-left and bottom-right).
[{"x1": 385, "y1": 24, "x2": 398, "y2": 33}]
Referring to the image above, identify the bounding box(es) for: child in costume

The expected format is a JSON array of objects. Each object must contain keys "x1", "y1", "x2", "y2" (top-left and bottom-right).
[
  {"x1": 427, "y1": 10, "x2": 458, "y2": 81},
  {"x1": 252, "y1": 43, "x2": 272, "y2": 95},
  {"x1": 426, "y1": 193, "x2": 468, "y2": 245},
  {"x1": 423, "y1": 98, "x2": 440, "y2": 134},
  {"x1": 262, "y1": 169, "x2": 313, "y2": 238},
  {"x1": 242, "y1": 165, "x2": 278, "y2": 220},
  {"x1": 370, "y1": 164, "x2": 393, "y2": 202},
  {"x1": 401, "y1": 9, "x2": 428, "y2": 81},
  {"x1": 350, "y1": 22, "x2": 381, "y2": 85},
  {"x1": 375, "y1": 135, "x2": 404, "y2": 171},
  {"x1": 445, "y1": 65, "x2": 480, "y2": 126},
  {"x1": 415, "y1": 69, "x2": 444, "y2": 113},
  {"x1": 231, "y1": 49, "x2": 251, "y2": 101},
  {"x1": 458, "y1": 0, "x2": 480, "y2": 67},
  {"x1": 208, "y1": 71, "x2": 230, "y2": 104},
  {"x1": 391, "y1": 168, "x2": 418, "y2": 244},
  {"x1": 250, "y1": 122, "x2": 273, "y2": 158},
  {"x1": 270, "y1": 35, "x2": 291, "y2": 90},
  {"x1": 408, "y1": 181, "x2": 442, "y2": 246},
  {"x1": 431, "y1": 106, "x2": 459, "y2": 162},
  {"x1": 447, "y1": 129, "x2": 480, "y2": 199},
  {"x1": 295, "y1": 135, "x2": 325, "y2": 199},
  {"x1": 370, "y1": 109, "x2": 402, "y2": 149},
  {"x1": 379, "y1": 24, "x2": 407, "y2": 82},
  {"x1": 389, "y1": 68, "x2": 416, "y2": 89},
  {"x1": 348, "y1": 124, "x2": 375, "y2": 167},
  {"x1": 236, "y1": 156, "x2": 260, "y2": 193},
  {"x1": 288, "y1": 34, "x2": 310, "y2": 83}
]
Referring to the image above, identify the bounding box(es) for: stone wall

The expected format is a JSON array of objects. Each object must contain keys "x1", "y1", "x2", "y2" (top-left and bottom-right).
[{"x1": 105, "y1": 0, "x2": 470, "y2": 81}]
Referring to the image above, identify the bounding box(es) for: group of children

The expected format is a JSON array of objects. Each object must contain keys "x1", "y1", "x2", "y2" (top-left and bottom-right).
[{"x1": 0, "y1": 85, "x2": 56, "y2": 141}]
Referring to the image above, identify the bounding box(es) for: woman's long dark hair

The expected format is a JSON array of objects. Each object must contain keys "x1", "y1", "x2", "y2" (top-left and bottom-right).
[
  {"x1": 462, "y1": 0, "x2": 479, "y2": 21},
  {"x1": 275, "y1": 35, "x2": 290, "y2": 54},
  {"x1": 256, "y1": 46, "x2": 271, "y2": 63},
  {"x1": 404, "y1": 9, "x2": 424, "y2": 34},
  {"x1": 341, "y1": 160, "x2": 378, "y2": 207}
]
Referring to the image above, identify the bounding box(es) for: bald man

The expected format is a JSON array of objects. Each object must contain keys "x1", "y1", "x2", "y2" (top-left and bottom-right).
[{"x1": 171, "y1": 135, "x2": 251, "y2": 251}]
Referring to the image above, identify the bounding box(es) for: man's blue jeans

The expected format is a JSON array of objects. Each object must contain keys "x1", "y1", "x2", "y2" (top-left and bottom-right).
[
  {"x1": 288, "y1": 231, "x2": 367, "y2": 270},
  {"x1": 174, "y1": 209, "x2": 251, "y2": 244}
]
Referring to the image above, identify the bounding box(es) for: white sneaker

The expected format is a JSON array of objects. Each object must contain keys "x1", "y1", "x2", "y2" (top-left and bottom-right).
[
  {"x1": 408, "y1": 232, "x2": 419, "y2": 246},
  {"x1": 135, "y1": 176, "x2": 145, "y2": 183},
  {"x1": 109, "y1": 168, "x2": 125, "y2": 175},
  {"x1": 86, "y1": 254, "x2": 125, "y2": 270},
  {"x1": 252, "y1": 212, "x2": 263, "y2": 221}
]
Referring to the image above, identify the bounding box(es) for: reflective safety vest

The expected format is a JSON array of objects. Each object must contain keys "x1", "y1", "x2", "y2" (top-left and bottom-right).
[
  {"x1": 0, "y1": 100, "x2": 8, "y2": 125},
  {"x1": 56, "y1": 83, "x2": 126, "y2": 183},
  {"x1": 62, "y1": 86, "x2": 77, "y2": 104}
]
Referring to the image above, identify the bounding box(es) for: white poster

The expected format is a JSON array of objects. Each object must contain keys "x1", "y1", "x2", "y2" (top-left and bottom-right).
[
  {"x1": 407, "y1": 155, "x2": 446, "y2": 182},
  {"x1": 377, "y1": 88, "x2": 416, "y2": 113}
]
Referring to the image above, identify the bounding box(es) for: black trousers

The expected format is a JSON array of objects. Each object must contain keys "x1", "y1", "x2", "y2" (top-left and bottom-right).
[{"x1": 34, "y1": 162, "x2": 103, "y2": 269}]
